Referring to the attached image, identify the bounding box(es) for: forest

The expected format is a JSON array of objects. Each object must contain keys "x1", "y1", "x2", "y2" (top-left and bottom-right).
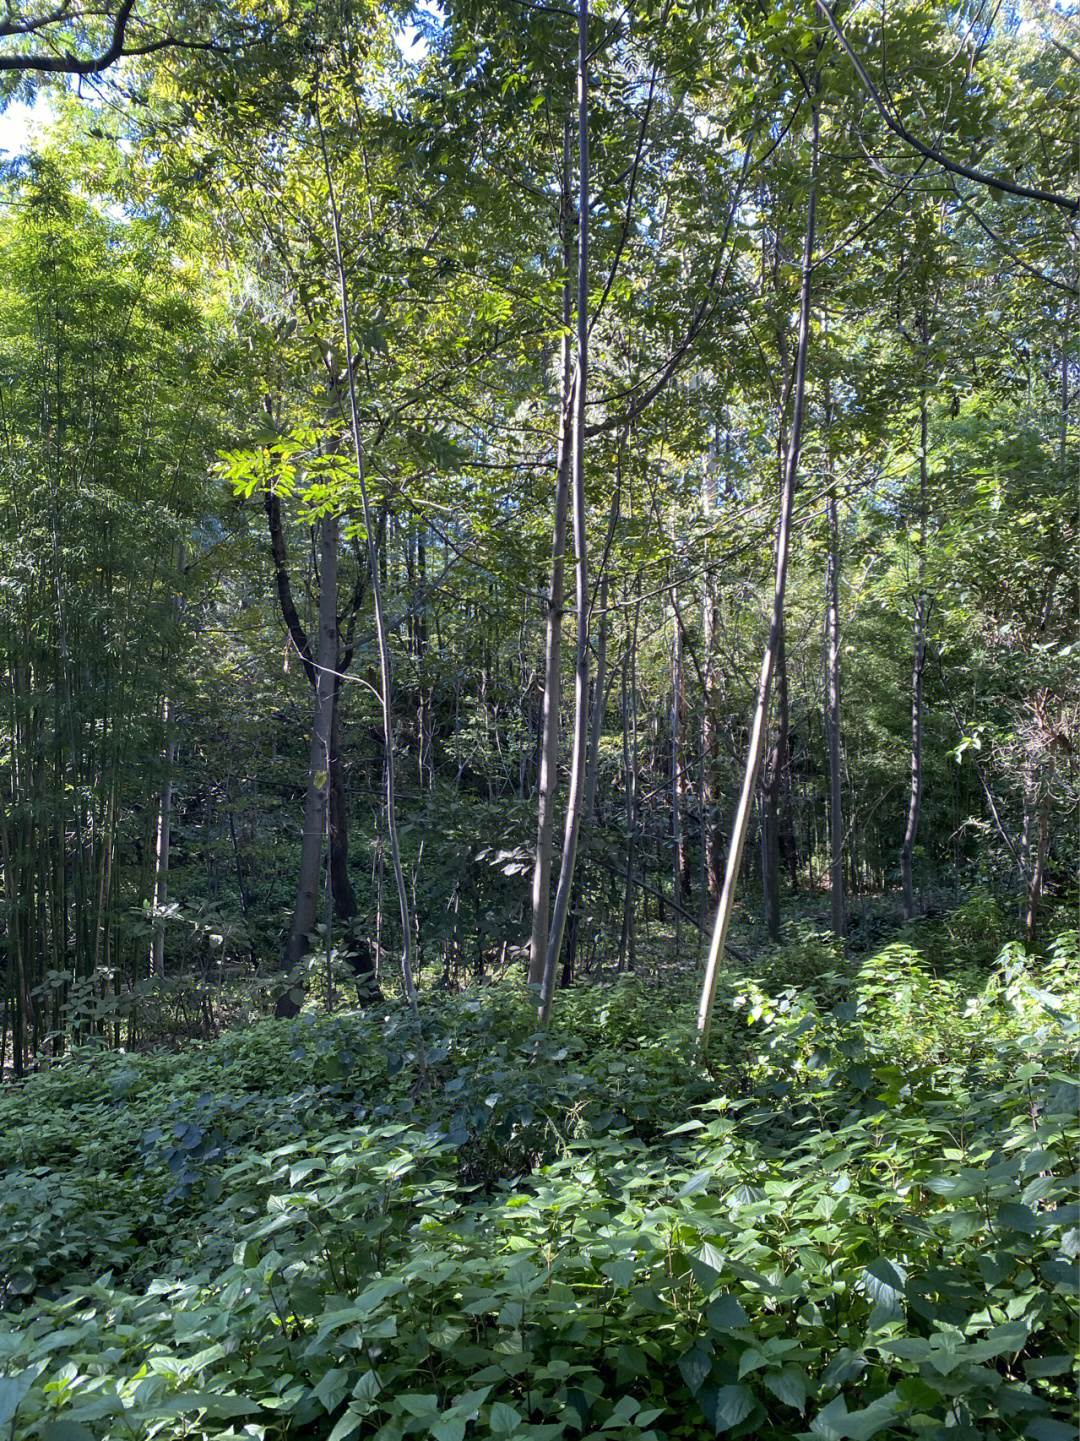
[{"x1": 0, "y1": 0, "x2": 1076, "y2": 1438}]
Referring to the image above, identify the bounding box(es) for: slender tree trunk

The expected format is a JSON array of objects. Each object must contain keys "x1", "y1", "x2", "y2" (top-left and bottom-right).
[
  {"x1": 900, "y1": 388, "x2": 928, "y2": 921},
  {"x1": 149, "y1": 695, "x2": 177, "y2": 979},
  {"x1": 277, "y1": 513, "x2": 339, "y2": 1017},
  {"x1": 672, "y1": 605, "x2": 691, "y2": 905},
  {"x1": 319, "y1": 110, "x2": 419, "y2": 1015},
  {"x1": 539, "y1": 0, "x2": 590, "y2": 1027},
  {"x1": 698, "y1": 98, "x2": 818, "y2": 1045},
  {"x1": 1024, "y1": 760, "x2": 1052, "y2": 948},
  {"x1": 1019, "y1": 757, "x2": 1035, "y2": 927},
  {"x1": 826, "y1": 486, "x2": 844, "y2": 937},
  {"x1": 702, "y1": 448, "x2": 722, "y2": 905},
  {"x1": 761, "y1": 629, "x2": 788, "y2": 942},
  {"x1": 327, "y1": 692, "x2": 353, "y2": 920},
  {"x1": 824, "y1": 489, "x2": 842, "y2": 939},
  {"x1": 582, "y1": 573, "x2": 605, "y2": 824},
  {"x1": 528, "y1": 119, "x2": 575, "y2": 988},
  {"x1": 619, "y1": 589, "x2": 640, "y2": 972}
]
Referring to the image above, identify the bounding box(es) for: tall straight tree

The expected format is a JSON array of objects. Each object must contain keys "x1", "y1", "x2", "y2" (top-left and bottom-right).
[
  {"x1": 528, "y1": 119, "x2": 575, "y2": 989},
  {"x1": 539, "y1": 0, "x2": 590, "y2": 1027}
]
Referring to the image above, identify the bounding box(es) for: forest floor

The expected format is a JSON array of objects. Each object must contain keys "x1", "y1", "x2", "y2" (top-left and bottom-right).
[{"x1": 0, "y1": 900, "x2": 1077, "y2": 1441}]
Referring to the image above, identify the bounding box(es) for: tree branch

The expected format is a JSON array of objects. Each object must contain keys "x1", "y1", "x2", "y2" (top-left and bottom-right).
[{"x1": 813, "y1": 0, "x2": 1079, "y2": 214}]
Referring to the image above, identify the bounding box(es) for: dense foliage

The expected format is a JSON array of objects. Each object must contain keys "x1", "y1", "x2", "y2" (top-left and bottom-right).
[
  {"x1": 1, "y1": 928, "x2": 1077, "y2": 1440},
  {"x1": 0, "y1": 3, "x2": 1076, "y2": 1440}
]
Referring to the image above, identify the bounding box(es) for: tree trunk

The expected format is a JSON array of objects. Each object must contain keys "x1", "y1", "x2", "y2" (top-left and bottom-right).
[
  {"x1": 702, "y1": 445, "x2": 722, "y2": 905},
  {"x1": 149, "y1": 696, "x2": 177, "y2": 980},
  {"x1": 619, "y1": 588, "x2": 640, "y2": 972},
  {"x1": 539, "y1": 0, "x2": 590, "y2": 1027},
  {"x1": 528, "y1": 118, "x2": 575, "y2": 988},
  {"x1": 698, "y1": 96, "x2": 818, "y2": 1046},
  {"x1": 761, "y1": 629, "x2": 788, "y2": 943},
  {"x1": 900, "y1": 389, "x2": 928, "y2": 921},
  {"x1": 672, "y1": 606, "x2": 692, "y2": 906},
  {"x1": 1024, "y1": 761, "x2": 1052, "y2": 949},
  {"x1": 826, "y1": 487, "x2": 844, "y2": 937},
  {"x1": 320, "y1": 113, "x2": 419, "y2": 1014},
  {"x1": 277, "y1": 512, "x2": 339, "y2": 1018}
]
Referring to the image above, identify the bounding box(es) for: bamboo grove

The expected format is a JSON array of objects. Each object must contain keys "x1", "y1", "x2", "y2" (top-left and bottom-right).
[{"x1": 0, "y1": 0, "x2": 1076, "y2": 1071}]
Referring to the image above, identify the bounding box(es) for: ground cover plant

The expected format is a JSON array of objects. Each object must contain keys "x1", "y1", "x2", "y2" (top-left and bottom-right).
[{"x1": 1, "y1": 929, "x2": 1076, "y2": 1441}]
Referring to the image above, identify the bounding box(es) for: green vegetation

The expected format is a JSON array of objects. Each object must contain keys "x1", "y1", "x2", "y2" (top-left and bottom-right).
[
  {"x1": 2, "y1": 927, "x2": 1076, "y2": 1440},
  {"x1": 0, "y1": 3, "x2": 1076, "y2": 1439}
]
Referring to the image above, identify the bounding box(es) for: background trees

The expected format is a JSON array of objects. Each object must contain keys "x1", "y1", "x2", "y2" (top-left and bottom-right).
[{"x1": 0, "y1": 0, "x2": 1073, "y2": 1062}]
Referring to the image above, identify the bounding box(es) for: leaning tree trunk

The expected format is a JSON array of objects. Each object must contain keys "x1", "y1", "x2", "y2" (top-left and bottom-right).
[
  {"x1": 760, "y1": 628, "x2": 789, "y2": 943},
  {"x1": 528, "y1": 118, "x2": 575, "y2": 988},
  {"x1": 698, "y1": 97, "x2": 818, "y2": 1046}
]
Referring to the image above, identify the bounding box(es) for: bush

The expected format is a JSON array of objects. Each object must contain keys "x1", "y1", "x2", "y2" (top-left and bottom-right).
[{"x1": 0, "y1": 936, "x2": 1077, "y2": 1440}]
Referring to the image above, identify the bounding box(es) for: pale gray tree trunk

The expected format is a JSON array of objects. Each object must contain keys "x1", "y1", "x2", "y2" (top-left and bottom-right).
[
  {"x1": 900, "y1": 389, "x2": 928, "y2": 921},
  {"x1": 539, "y1": 0, "x2": 590, "y2": 1026},
  {"x1": 1025, "y1": 757, "x2": 1053, "y2": 947},
  {"x1": 698, "y1": 99, "x2": 819, "y2": 1046},
  {"x1": 702, "y1": 435, "x2": 722, "y2": 905},
  {"x1": 149, "y1": 695, "x2": 177, "y2": 980},
  {"x1": 528, "y1": 119, "x2": 575, "y2": 988},
  {"x1": 618, "y1": 589, "x2": 640, "y2": 972},
  {"x1": 150, "y1": 542, "x2": 184, "y2": 980},
  {"x1": 826, "y1": 487, "x2": 844, "y2": 937}
]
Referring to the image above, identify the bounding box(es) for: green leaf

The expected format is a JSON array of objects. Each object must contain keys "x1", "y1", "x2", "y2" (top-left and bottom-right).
[
  {"x1": 489, "y1": 1401, "x2": 523, "y2": 1436},
  {"x1": 678, "y1": 1171, "x2": 712, "y2": 1198},
  {"x1": 328, "y1": 1408, "x2": 365, "y2": 1441},
  {"x1": 0, "y1": 1371, "x2": 36, "y2": 1429},
  {"x1": 706, "y1": 1294, "x2": 749, "y2": 1330},
  {"x1": 712, "y1": 1384, "x2": 754, "y2": 1432},
  {"x1": 810, "y1": 1396, "x2": 849, "y2": 1441},
  {"x1": 763, "y1": 1366, "x2": 808, "y2": 1413},
  {"x1": 432, "y1": 1415, "x2": 466, "y2": 1441},
  {"x1": 1023, "y1": 1355, "x2": 1074, "y2": 1378},
  {"x1": 1025, "y1": 1421, "x2": 1077, "y2": 1441},
  {"x1": 861, "y1": 1257, "x2": 906, "y2": 1326},
  {"x1": 313, "y1": 1368, "x2": 352, "y2": 1414},
  {"x1": 839, "y1": 1393, "x2": 904, "y2": 1441},
  {"x1": 679, "y1": 1346, "x2": 713, "y2": 1397},
  {"x1": 401, "y1": 1395, "x2": 440, "y2": 1418}
]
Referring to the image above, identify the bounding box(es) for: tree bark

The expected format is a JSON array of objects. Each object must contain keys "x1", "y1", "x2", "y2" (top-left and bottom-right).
[
  {"x1": 1024, "y1": 760, "x2": 1052, "y2": 948},
  {"x1": 900, "y1": 387, "x2": 928, "y2": 921},
  {"x1": 149, "y1": 695, "x2": 177, "y2": 980},
  {"x1": 618, "y1": 587, "x2": 640, "y2": 972},
  {"x1": 702, "y1": 440, "x2": 723, "y2": 905},
  {"x1": 277, "y1": 512, "x2": 339, "y2": 1018},
  {"x1": 761, "y1": 629, "x2": 788, "y2": 943},
  {"x1": 826, "y1": 487, "x2": 844, "y2": 936},
  {"x1": 528, "y1": 118, "x2": 575, "y2": 988},
  {"x1": 319, "y1": 107, "x2": 419, "y2": 1014},
  {"x1": 698, "y1": 97, "x2": 818, "y2": 1046},
  {"x1": 539, "y1": 0, "x2": 590, "y2": 1027}
]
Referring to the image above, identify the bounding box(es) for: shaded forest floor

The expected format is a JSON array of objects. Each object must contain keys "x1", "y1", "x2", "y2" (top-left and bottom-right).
[{"x1": 0, "y1": 904, "x2": 1077, "y2": 1441}]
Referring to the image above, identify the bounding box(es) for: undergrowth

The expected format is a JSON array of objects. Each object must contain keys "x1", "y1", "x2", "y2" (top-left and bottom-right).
[{"x1": 0, "y1": 930, "x2": 1076, "y2": 1441}]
